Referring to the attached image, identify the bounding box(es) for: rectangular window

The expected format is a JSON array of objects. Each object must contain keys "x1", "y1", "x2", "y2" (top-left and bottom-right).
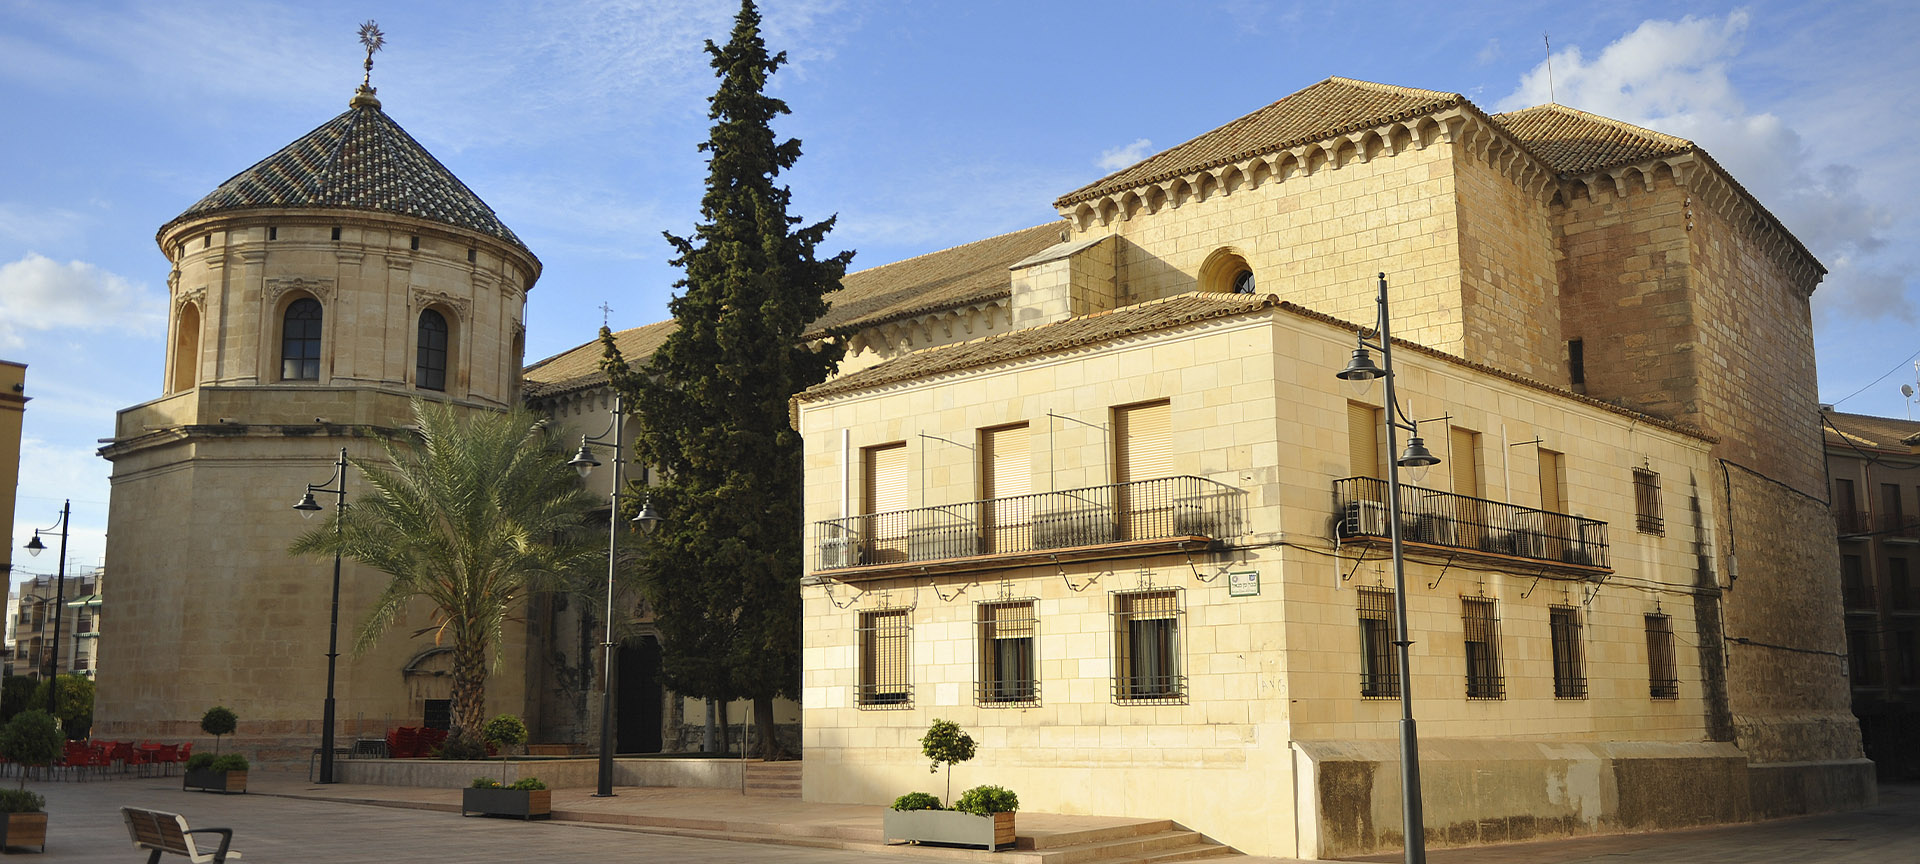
[
  {"x1": 1538, "y1": 449, "x2": 1565, "y2": 513},
  {"x1": 1357, "y1": 588, "x2": 1399, "y2": 699},
  {"x1": 1835, "y1": 478, "x2": 1860, "y2": 533},
  {"x1": 860, "y1": 442, "x2": 909, "y2": 564},
  {"x1": 1646, "y1": 614, "x2": 1679, "y2": 699},
  {"x1": 330, "y1": 226, "x2": 342, "y2": 241},
  {"x1": 977, "y1": 601, "x2": 1037, "y2": 705},
  {"x1": 857, "y1": 609, "x2": 912, "y2": 707},
  {"x1": 1567, "y1": 338, "x2": 1585, "y2": 385},
  {"x1": 1896, "y1": 625, "x2": 1917, "y2": 688},
  {"x1": 1842, "y1": 555, "x2": 1873, "y2": 608},
  {"x1": 268, "y1": 226, "x2": 278, "y2": 241},
  {"x1": 1448, "y1": 427, "x2": 1482, "y2": 497},
  {"x1": 1113, "y1": 590, "x2": 1182, "y2": 703},
  {"x1": 1848, "y1": 627, "x2": 1880, "y2": 686},
  {"x1": 979, "y1": 423, "x2": 1031, "y2": 554},
  {"x1": 1461, "y1": 597, "x2": 1504, "y2": 699},
  {"x1": 424, "y1": 699, "x2": 452, "y2": 730},
  {"x1": 1550, "y1": 606, "x2": 1587, "y2": 699},
  {"x1": 1892, "y1": 558, "x2": 1912, "y2": 610},
  {"x1": 1347, "y1": 402, "x2": 1383, "y2": 481},
  {"x1": 1884, "y1": 483, "x2": 1906, "y2": 534},
  {"x1": 1114, "y1": 400, "x2": 1173, "y2": 541},
  {"x1": 1633, "y1": 469, "x2": 1664, "y2": 535}
]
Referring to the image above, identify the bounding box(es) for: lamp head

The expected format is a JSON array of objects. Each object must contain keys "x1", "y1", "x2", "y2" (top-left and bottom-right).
[
  {"x1": 633, "y1": 497, "x2": 662, "y2": 537},
  {"x1": 569, "y1": 438, "x2": 600, "y2": 478},
  {"x1": 293, "y1": 491, "x2": 323, "y2": 518},
  {"x1": 1398, "y1": 435, "x2": 1441, "y2": 484},
  {"x1": 24, "y1": 535, "x2": 43, "y2": 557},
  {"x1": 1336, "y1": 345, "x2": 1384, "y2": 395}
]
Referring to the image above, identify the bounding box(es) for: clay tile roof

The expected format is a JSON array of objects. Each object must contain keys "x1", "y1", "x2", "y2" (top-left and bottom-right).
[
  {"x1": 1823, "y1": 410, "x2": 1920, "y2": 452},
  {"x1": 802, "y1": 292, "x2": 1278, "y2": 402},
  {"x1": 1491, "y1": 104, "x2": 1694, "y2": 175},
  {"x1": 1055, "y1": 77, "x2": 1465, "y2": 207},
  {"x1": 805, "y1": 223, "x2": 1066, "y2": 337},
  {"x1": 522, "y1": 320, "x2": 679, "y2": 399},
  {"x1": 161, "y1": 99, "x2": 530, "y2": 254}
]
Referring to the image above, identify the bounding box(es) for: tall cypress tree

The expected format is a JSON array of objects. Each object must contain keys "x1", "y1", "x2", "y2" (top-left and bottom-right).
[{"x1": 603, "y1": 0, "x2": 849, "y2": 756}]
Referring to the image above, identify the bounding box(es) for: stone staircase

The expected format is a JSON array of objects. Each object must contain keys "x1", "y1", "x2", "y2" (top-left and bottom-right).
[{"x1": 743, "y1": 760, "x2": 802, "y2": 798}]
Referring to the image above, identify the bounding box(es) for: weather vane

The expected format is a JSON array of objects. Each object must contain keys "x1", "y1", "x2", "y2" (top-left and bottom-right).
[{"x1": 358, "y1": 20, "x2": 386, "y2": 89}]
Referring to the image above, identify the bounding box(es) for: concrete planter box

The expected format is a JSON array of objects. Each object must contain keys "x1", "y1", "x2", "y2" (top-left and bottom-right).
[
  {"x1": 183, "y1": 768, "x2": 248, "y2": 794},
  {"x1": 883, "y1": 809, "x2": 1015, "y2": 851},
  {"x1": 461, "y1": 788, "x2": 551, "y2": 820},
  {"x1": 0, "y1": 812, "x2": 47, "y2": 852}
]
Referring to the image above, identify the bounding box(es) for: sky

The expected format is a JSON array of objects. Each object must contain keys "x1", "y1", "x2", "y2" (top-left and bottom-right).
[{"x1": 1, "y1": 0, "x2": 1915, "y2": 577}]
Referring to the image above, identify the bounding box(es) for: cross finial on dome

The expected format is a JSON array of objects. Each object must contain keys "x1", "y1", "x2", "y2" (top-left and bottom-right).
[{"x1": 352, "y1": 20, "x2": 386, "y2": 109}]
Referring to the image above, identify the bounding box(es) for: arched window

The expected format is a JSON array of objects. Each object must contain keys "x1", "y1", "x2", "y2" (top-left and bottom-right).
[
  {"x1": 171, "y1": 303, "x2": 201, "y2": 392},
  {"x1": 1198, "y1": 248, "x2": 1255, "y2": 295},
  {"x1": 1231, "y1": 269, "x2": 1256, "y2": 293},
  {"x1": 417, "y1": 309, "x2": 449, "y2": 391},
  {"x1": 281, "y1": 298, "x2": 323, "y2": 381}
]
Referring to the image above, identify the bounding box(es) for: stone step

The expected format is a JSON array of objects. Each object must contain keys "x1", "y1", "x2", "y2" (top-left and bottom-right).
[{"x1": 743, "y1": 760, "x2": 804, "y2": 798}]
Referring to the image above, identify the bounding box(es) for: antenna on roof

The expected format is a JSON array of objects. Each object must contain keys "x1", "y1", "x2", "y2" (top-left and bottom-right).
[{"x1": 1544, "y1": 32, "x2": 1556, "y2": 104}]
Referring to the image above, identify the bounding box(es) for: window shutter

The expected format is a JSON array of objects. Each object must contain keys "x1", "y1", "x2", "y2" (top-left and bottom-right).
[
  {"x1": 1115, "y1": 401, "x2": 1173, "y2": 484},
  {"x1": 863, "y1": 443, "x2": 907, "y2": 515},
  {"x1": 981, "y1": 424, "x2": 1030, "y2": 500},
  {"x1": 1538, "y1": 449, "x2": 1564, "y2": 512},
  {"x1": 1449, "y1": 427, "x2": 1480, "y2": 497},
  {"x1": 1348, "y1": 402, "x2": 1381, "y2": 480}
]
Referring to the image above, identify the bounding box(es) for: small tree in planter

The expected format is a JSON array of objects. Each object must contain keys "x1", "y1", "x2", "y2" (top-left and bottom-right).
[
  {"x1": 183, "y1": 753, "x2": 250, "y2": 794},
  {"x1": 200, "y1": 706, "x2": 237, "y2": 754},
  {"x1": 0, "y1": 711, "x2": 58, "y2": 852},
  {"x1": 482, "y1": 713, "x2": 528, "y2": 757},
  {"x1": 920, "y1": 718, "x2": 976, "y2": 804}
]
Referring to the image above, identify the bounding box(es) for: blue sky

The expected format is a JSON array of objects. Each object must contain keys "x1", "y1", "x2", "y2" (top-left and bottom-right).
[{"x1": 2, "y1": 0, "x2": 1915, "y2": 574}]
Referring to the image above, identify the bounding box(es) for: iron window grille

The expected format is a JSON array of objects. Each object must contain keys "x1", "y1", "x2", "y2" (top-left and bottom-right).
[
  {"x1": 1357, "y1": 587, "x2": 1399, "y2": 699},
  {"x1": 977, "y1": 600, "x2": 1039, "y2": 706},
  {"x1": 1462, "y1": 596, "x2": 1505, "y2": 699},
  {"x1": 1549, "y1": 606, "x2": 1588, "y2": 699},
  {"x1": 1112, "y1": 589, "x2": 1185, "y2": 704},
  {"x1": 1646, "y1": 614, "x2": 1679, "y2": 699},
  {"x1": 1633, "y1": 469, "x2": 1664, "y2": 535},
  {"x1": 857, "y1": 609, "x2": 913, "y2": 708}
]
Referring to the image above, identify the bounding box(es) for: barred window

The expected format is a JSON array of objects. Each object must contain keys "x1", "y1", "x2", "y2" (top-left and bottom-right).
[
  {"x1": 1646, "y1": 614, "x2": 1679, "y2": 699},
  {"x1": 1633, "y1": 469, "x2": 1664, "y2": 535},
  {"x1": 978, "y1": 601, "x2": 1038, "y2": 706},
  {"x1": 1357, "y1": 588, "x2": 1399, "y2": 699},
  {"x1": 1113, "y1": 590, "x2": 1183, "y2": 703},
  {"x1": 1462, "y1": 597, "x2": 1504, "y2": 699},
  {"x1": 857, "y1": 609, "x2": 912, "y2": 708},
  {"x1": 1549, "y1": 606, "x2": 1587, "y2": 699}
]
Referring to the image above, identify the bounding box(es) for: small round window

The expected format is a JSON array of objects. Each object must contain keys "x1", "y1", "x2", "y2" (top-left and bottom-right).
[{"x1": 1232, "y1": 269, "x2": 1256, "y2": 294}]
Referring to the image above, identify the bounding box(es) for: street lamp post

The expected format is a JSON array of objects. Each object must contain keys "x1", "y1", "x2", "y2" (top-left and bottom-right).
[
  {"x1": 292, "y1": 448, "x2": 349, "y2": 784},
  {"x1": 569, "y1": 393, "x2": 663, "y2": 798},
  {"x1": 1335, "y1": 273, "x2": 1441, "y2": 864},
  {"x1": 24, "y1": 500, "x2": 72, "y2": 717}
]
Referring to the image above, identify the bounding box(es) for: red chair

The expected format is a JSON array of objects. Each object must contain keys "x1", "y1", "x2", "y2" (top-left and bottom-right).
[
  {"x1": 174, "y1": 741, "x2": 194, "y2": 772},
  {"x1": 151, "y1": 744, "x2": 180, "y2": 777}
]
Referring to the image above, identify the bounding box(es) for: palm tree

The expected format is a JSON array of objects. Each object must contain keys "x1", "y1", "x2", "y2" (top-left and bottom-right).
[{"x1": 291, "y1": 400, "x2": 601, "y2": 747}]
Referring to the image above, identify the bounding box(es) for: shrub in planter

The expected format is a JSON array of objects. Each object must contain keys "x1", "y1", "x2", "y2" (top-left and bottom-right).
[
  {"x1": 438, "y1": 733, "x2": 490, "y2": 761},
  {"x1": 891, "y1": 792, "x2": 942, "y2": 812},
  {"x1": 184, "y1": 753, "x2": 249, "y2": 793},
  {"x1": 920, "y1": 719, "x2": 976, "y2": 804},
  {"x1": 0, "y1": 788, "x2": 45, "y2": 853},
  {"x1": 200, "y1": 706, "x2": 237, "y2": 754},
  {"x1": 462, "y1": 775, "x2": 550, "y2": 819},
  {"x1": 955, "y1": 785, "x2": 1019, "y2": 816},
  {"x1": 0, "y1": 710, "x2": 60, "y2": 788}
]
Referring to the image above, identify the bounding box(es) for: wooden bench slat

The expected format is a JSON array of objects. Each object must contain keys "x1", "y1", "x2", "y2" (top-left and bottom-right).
[{"x1": 122, "y1": 807, "x2": 242, "y2": 863}]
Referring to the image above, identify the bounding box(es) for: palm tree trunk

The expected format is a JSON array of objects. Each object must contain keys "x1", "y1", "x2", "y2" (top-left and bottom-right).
[{"x1": 451, "y1": 638, "x2": 487, "y2": 742}]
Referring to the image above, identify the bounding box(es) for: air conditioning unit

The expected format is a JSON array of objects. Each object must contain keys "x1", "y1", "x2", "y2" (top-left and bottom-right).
[
  {"x1": 1341, "y1": 500, "x2": 1389, "y2": 538},
  {"x1": 819, "y1": 537, "x2": 855, "y2": 569}
]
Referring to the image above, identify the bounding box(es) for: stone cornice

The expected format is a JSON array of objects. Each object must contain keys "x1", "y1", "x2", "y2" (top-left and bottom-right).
[
  {"x1": 264, "y1": 276, "x2": 334, "y2": 306},
  {"x1": 410, "y1": 288, "x2": 472, "y2": 322}
]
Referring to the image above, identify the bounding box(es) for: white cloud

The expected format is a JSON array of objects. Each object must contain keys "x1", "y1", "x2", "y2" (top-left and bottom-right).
[
  {"x1": 11, "y1": 438, "x2": 111, "y2": 573},
  {"x1": 0, "y1": 253, "x2": 164, "y2": 348},
  {"x1": 1097, "y1": 138, "x2": 1155, "y2": 172},
  {"x1": 1497, "y1": 11, "x2": 1909, "y2": 320}
]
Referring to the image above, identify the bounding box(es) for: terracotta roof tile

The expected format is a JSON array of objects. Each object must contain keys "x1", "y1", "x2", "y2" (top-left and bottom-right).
[
  {"x1": 1823, "y1": 410, "x2": 1920, "y2": 452},
  {"x1": 805, "y1": 223, "x2": 1065, "y2": 337},
  {"x1": 1491, "y1": 104, "x2": 1694, "y2": 175},
  {"x1": 1055, "y1": 77, "x2": 1465, "y2": 207},
  {"x1": 162, "y1": 99, "x2": 529, "y2": 254},
  {"x1": 522, "y1": 320, "x2": 678, "y2": 399}
]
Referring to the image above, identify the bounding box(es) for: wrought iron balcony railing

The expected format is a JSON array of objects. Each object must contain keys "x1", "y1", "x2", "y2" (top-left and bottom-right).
[
  {"x1": 1333, "y1": 477, "x2": 1611, "y2": 574},
  {"x1": 815, "y1": 475, "x2": 1243, "y2": 572}
]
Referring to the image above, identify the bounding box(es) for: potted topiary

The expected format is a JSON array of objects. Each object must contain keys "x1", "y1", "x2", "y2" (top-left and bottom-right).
[
  {"x1": 482, "y1": 714, "x2": 528, "y2": 757},
  {"x1": 183, "y1": 753, "x2": 250, "y2": 793},
  {"x1": 0, "y1": 710, "x2": 58, "y2": 852},
  {"x1": 462, "y1": 776, "x2": 550, "y2": 820},
  {"x1": 882, "y1": 720, "x2": 1018, "y2": 851},
  {"x1": 200, "y1": 706, "x2": 237, "y2": 754}
]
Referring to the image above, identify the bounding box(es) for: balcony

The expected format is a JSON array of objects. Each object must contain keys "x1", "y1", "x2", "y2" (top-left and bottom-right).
[
  {"x1": 1835, "y1": 508, "x2": 1870, "y2": 539},
  {"x1": 814, "y1": 476, "x2": 1245, "y2": 580},
  {"x1": 1879, "y1": 514, "x2": 1920, "y2": 544},
  {"x1": 1333, "y1": 477, "x2": 1611, "y2": 579}
]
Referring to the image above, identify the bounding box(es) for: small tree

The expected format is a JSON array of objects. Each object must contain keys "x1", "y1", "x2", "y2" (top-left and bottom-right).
[
  {"x1": 921, "y1": 719, "x2": 977, "y2": 804},
  {"x1": 0, "y1": 710, "x2": 60, "y2": 790},
  {"x1": 201, "y1": 706, "x2": 237, "y2": 754},
  {"x1": 32, "y1": 674, "x2": 93, "y2": 739},
  {"x1": 0, "y1": 677, "x2": 37, "y2": 722}
]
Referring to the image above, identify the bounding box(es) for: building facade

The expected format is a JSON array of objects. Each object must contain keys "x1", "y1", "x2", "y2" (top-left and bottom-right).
[
  {"x1": 1823, "y1": 409, "x2": 1920, "y2": 779},
  {"x1": 790, "y1": 78, "x2": 1867, "y2": 858},
  {"x1": 5, "y1": 570, "x2": 99, "y2": 680}
]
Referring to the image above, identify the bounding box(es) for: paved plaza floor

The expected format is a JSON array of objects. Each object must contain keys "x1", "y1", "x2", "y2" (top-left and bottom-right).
[{"x1": 16, "y1": 768, "x2": 1919, "y2": 863}]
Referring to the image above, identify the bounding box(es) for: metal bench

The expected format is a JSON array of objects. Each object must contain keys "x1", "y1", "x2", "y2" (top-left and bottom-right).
[{"x1": 121, "y1": 807, "x2": 242, "y2": 863}]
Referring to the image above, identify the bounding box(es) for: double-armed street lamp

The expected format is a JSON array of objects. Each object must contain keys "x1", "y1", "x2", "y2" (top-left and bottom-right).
[
  {"x1": 569, "y1": 392, "x2": 662, "y2": 798},
  {"x1": 292, "y1": 448, "x2": 349, "y2": 784},
  {"x1": 1335, "y1": 273, "x2": 1441, "y2": 864},
  {"x1": 23, "y1": 500, "x2": 72, "y2": 716}
]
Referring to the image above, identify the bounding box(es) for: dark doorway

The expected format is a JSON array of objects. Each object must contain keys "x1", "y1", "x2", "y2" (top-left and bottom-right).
[{"x1": 616, "y1": 635, "x2": 663, "y2": 753}]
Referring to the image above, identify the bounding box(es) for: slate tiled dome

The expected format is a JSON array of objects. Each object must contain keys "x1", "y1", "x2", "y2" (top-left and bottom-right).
[{"x1": 161, "y1": 91, "x2": 528, "y2": 254}]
